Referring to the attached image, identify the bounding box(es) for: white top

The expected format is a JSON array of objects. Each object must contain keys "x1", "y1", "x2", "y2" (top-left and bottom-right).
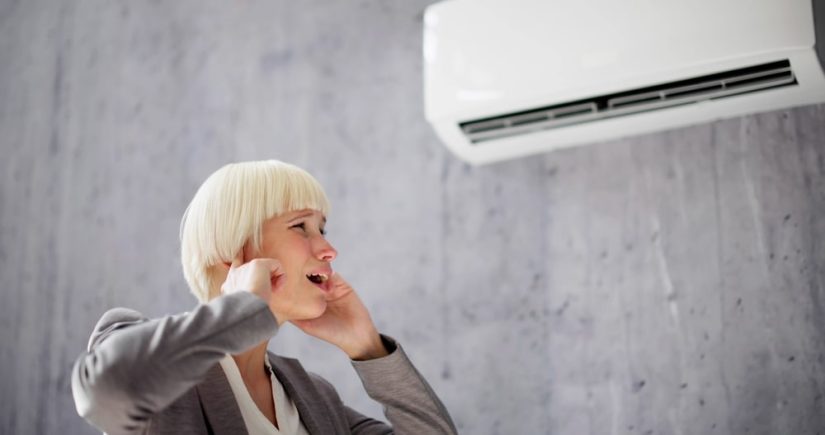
[{"x1": 219, "y1": 355, "x2": 310, "y2": 435}]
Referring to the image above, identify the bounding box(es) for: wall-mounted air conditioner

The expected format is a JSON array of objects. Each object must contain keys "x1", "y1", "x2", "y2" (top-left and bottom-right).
[{"x1": 423, "y1": 0, "x2": 825, "y2": 164}]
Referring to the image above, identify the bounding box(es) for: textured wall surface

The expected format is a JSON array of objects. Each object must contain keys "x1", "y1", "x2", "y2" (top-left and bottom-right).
[{"x1": 1, "y1": 1, "x2": 824, "y2": 434}]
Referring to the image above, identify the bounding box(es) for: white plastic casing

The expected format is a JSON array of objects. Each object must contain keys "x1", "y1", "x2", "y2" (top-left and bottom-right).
[{"x1": 423, "y1": 0, "x2": 825, "y2": 164}]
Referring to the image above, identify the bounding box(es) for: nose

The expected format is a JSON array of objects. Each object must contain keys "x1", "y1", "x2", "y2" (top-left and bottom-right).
[{"x1": 313, "y1": 236, "x2": 337, "y2": 262}]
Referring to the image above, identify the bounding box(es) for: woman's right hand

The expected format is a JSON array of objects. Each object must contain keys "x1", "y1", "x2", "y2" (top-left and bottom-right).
[{"x1": 220, "y1": 252, "x2": 286, "y2": 319}]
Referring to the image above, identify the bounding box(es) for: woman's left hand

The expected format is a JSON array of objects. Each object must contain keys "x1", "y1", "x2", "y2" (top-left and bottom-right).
[{"x1": 291, "y1": 273, "x2": 389, "y2": 360}]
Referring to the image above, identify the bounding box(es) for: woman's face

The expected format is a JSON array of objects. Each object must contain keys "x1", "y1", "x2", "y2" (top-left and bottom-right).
[{"x1": 244, "y1": 208, "x2": 337, "y2": 322}]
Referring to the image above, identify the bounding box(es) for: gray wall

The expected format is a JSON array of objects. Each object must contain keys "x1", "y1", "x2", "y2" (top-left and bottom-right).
[{"x1": 1, "y1": 1, "x2": 824, "y2": 434}]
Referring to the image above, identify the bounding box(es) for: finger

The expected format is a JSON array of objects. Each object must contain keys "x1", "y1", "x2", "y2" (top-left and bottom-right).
[
  {"x1": 325, "y1": 272, "x2": 353, "y2": 300},
  {"x1": 230, "y1": 250, "x2": 243, "y2": 269},
  {"x1": 329, "y1": 271, "x2": 349, "y2": 288},
  {"x1": 255, "y1": 258, "x2": 282, "y2": 276},
  {"x1": 329, "y1": 271, "x2": 342, "y2": 283},
  {"x1": 260, "y1": 259, "x2": 286, "y2": 291}
]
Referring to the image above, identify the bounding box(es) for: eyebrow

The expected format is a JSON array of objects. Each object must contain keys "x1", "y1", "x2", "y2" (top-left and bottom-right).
[{"x1": 288, "y1": 210, "x2": 327, "y2": 225}]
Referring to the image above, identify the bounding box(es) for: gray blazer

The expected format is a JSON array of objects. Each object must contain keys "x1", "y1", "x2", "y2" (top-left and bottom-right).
[{"x1": 71, "y1": 292, "x2": 457, "y2": 435}]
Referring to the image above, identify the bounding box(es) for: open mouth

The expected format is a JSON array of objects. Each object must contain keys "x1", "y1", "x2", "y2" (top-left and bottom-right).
[{"x1": 306, "y1": 272, "x2": 329, "y2": 287}]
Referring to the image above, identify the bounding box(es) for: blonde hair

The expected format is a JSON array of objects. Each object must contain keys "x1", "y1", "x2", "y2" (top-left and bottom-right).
[{"x1": 179, "y1": 160, "x2": 331, "y2": 302}]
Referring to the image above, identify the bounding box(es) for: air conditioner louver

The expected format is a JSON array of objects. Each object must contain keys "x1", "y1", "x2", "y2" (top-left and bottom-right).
[{"x1": 460, "y1": 60, "x2": 796, "y2": 144}]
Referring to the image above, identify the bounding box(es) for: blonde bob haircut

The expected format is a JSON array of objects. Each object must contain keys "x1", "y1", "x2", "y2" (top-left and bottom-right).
[{"x1": 180, "y1": 160, "x2": 331, "y2": 302}]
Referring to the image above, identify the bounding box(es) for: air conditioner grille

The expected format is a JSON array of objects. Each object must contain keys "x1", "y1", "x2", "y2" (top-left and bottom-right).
[{"x1": 460, "y1": 60, "x2": 796, "y2": 143}]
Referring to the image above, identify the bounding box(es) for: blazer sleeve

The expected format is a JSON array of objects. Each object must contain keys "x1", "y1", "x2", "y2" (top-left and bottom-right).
[
  {"x1": 347, "y1": 335, "x2": 458, "y2": 435},
  {"x1": 71, "y1": 291, "x2": 279, "y2": 434}
]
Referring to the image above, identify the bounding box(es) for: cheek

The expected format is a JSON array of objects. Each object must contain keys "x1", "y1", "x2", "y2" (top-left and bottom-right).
[
  {"x1": 265, "y1": 237, "x2": 312, "y2": 276},
  {"x1": 258, "y1": 233, "x2": 295, "y2": 259},
  {"x1": 281, "y1": 236, "x2": 312, "y2": 260}
]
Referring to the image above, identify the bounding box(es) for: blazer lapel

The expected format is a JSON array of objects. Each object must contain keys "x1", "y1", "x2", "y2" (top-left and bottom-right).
[
  {"x1": 267, "y1": 352, "x2": 339, "y2": 435},
  {"x1": 196, "y1": 363, "x2": 249, "y2": 435}
]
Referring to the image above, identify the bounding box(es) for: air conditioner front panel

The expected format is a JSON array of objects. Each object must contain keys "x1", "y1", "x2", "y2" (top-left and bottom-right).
[
  {"x1": 430, "y1": 50, "x2": 825, "y2": 165},
  {"x1": 424, "y1": 0, "x2": 818, "y2": 121}
]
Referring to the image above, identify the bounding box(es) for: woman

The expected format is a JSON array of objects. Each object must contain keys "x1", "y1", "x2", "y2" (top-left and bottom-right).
[{"x1": 71, "y1": 160, "x2": 457, "y2": 434}]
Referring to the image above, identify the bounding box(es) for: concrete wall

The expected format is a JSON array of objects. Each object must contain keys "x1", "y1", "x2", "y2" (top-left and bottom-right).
[{"x1": 1, "y1": 1, "x2": 824, "y2": 434}]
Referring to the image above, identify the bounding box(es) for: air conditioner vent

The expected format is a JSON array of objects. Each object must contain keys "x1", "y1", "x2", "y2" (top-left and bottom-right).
[{"x1": 460, "y1": 60, "x2": 796, "y2": 143}]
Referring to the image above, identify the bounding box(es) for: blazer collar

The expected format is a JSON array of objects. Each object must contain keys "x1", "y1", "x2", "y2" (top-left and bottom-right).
[
  {"x1": 196, "y1": 363, "x2": 249, "y2": 435},
  {"x1": 195, "y1": 355, "x2": 340, "y2": 435},
  {"x1": 267, "y1": 351, "x2": 339, "y2": 435}
]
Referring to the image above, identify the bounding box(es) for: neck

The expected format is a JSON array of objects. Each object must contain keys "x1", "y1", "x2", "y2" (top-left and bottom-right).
[{"x1": 231, "y1": 340, "x2": 270, "y2": 384}]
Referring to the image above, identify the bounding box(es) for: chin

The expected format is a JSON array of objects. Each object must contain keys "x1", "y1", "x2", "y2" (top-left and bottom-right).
[{"x1": 296, "y1": 298, "x2": 327, "y2": 320}]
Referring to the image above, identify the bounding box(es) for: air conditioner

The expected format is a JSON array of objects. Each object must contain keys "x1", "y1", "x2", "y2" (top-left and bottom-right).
[{"x1": 423, "y1": 0, "x2": 825, "y2": 165}]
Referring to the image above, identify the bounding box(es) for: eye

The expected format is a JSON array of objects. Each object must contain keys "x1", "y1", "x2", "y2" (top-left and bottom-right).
[{"x1": 290, "y1": 221, "x2": 327, "y2": 236}]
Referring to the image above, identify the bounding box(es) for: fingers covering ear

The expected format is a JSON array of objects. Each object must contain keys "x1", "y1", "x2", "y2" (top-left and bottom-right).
[
  {"x1": 265, "y1": 259, "x2": 283, "y2": 276},
  {"x1": 230, "y1": 250, "x2": 243, "y2": 269}
]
